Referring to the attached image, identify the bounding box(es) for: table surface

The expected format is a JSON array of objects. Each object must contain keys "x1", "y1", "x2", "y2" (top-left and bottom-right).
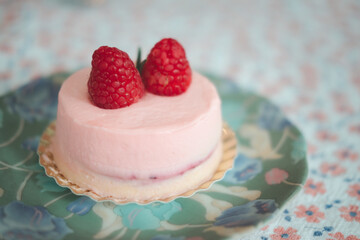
[{"x1": 0, "y1": 0, "x2": 359, "y2": 239}]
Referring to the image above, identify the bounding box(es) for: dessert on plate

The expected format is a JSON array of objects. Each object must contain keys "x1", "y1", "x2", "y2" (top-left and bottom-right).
[{"x1": 45, "y1": 38, "x2": 232, "y2": 203}]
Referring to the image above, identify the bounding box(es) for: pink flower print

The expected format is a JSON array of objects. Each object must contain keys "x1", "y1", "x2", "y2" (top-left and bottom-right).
[
  {"x1": 352, "y1": 74, "x2": 360, "y2": 94},
  {"x1": 327, "y1": 232, "x2": 360, "y2": 240},
  {"x1": 294, "y1": 205, "x2": 325, "y2": 223},
  {"x1": 261, "y1": 225, "x2": 269, "y2": 231},
  {"x1": 335, "y1": 104, "x2": 354, "y2": 114},
  {"x1": 301, "y1": 63, "x2": 318, "y2": 89},
  {"x1": 0, "y1": 71, "x2": 12, "y2": 81},
  {"x1": 347, "y1": 183, "x2": 360, "y2": 201},
  {"x1": 297, "y1": 95, "x2": 312, "y2": 105},
  {"x1": 0, "y1": 43, "x2": 14, "y2": 54},
  {"x1": 320, "y1": 162, "x2": 346, "y2": 176},
  {"x1": 309, "y1": 111, "x2": 327, "y2": 122},
  {"x1": 270, "y1": 226, "x2": 301, "y2": 240},
  {"x1": 349, "y1": 124, "x2": 360, "y2": 134},
  {"x1": 339, "y1": 205, "x2": 360, "y2": 222},
  {"x1": 307, "y1": 144, "x2": 317, "y2": 155},
  {"x1": 304, "y1": 179, "x2": 326, "y2": 196},
  {"x1": 265, "y1": 168, "x2": 289, "y2": 184},
  {"x1": 316, "y1": 131, "x2": 338, "y2": 141},
  {"x1": 335, "y1": 149, "x2": 358, "y2": 161},
  {"x1": 332, "y1": 92, "x2": 354, "y2": 114}
]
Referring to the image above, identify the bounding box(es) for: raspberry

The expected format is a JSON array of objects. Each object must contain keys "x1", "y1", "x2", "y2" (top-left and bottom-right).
[
  {"x1": 88, "y1": 46, "x2": 144, "y2": 109},
  {"x1": 141, "y1": 38, "x2": 192, "y2": 96}
]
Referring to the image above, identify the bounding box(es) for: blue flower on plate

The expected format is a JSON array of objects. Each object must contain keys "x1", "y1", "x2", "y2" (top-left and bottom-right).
[
  {"x1": 113, "y1": 201, "x2": 182, "y2": 230},
  {"x1": 21, "y1": 136, "x2": 41, "y2": 152},
  {"x1": 214, "y1": 199, "x2": 277, "y2": 227},
  {"x1": 4, "y1": 76, "x2": 63, "y2": 122},
  {"x1": 257, "y1": 102, "x2": 291, "y2": 131},
  {"x1": 223, "y1": 154, "x2": 262, "y2": 184},
  {"x1": 0, "y1": 201, "x2": 72, "y2": 240},
  {"x1": 66, "y1": 196, "x2": 96, "y2": 216}
]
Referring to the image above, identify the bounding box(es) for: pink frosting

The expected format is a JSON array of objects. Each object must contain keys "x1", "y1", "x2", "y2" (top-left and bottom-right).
[{"x1": 54, "y1": 68, "x2": 222, "y2": 180}]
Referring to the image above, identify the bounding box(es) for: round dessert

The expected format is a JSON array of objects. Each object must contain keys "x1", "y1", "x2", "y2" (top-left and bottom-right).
[{"x1": 53, "y1": 68, "x2": 223, "y2": 202}]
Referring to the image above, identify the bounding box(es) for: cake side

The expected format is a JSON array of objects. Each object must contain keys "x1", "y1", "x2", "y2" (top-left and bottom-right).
[
  {"x1": 52, "y1": 140, "x2": 223, "y2": 201},
  {"x1": 54, "y1": 68, "x2": 222, "y2": 180}
]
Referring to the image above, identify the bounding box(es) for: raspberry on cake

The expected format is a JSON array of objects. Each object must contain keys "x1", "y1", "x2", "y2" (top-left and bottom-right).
[
  {"x1": 141, "y1": 38, "x2": 192, "y2": 96},
  {"x1": 88, "y1": 46, "x2": 144, "y2": 109},
  {"x1": 51, "y1": 41, "x2": 225, "y2": 202}
]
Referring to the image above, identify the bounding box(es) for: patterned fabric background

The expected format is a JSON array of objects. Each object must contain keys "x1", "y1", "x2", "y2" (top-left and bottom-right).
[{"x1": 1, "y1": 0, "x2": 359, "y2": 239}]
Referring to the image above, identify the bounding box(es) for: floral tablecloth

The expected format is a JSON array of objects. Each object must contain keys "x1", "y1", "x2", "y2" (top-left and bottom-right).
[{"x1": 0, "y1": 0, "x2": 359, "y2": 239}]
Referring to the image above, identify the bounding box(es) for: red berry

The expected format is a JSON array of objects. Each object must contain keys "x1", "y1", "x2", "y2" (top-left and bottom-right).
[
  {"x1": 88, "y1": 46, "x2": 144, "y2": 109},
  {"x1": 141, "y1": 38, "x2": 192, "y2": 96}
]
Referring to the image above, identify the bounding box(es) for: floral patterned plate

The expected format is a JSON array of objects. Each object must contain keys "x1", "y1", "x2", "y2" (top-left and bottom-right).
[{"x1": 0, "y1": 72, "x2": 307, "y2": 240}]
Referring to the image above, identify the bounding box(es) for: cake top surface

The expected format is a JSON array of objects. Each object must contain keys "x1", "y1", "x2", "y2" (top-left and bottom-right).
[{"x1": 58, "y1": 68, "x2": 220, "y2": 132}]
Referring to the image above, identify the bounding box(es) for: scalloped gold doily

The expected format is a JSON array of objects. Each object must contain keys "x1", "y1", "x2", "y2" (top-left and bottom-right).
[{"x1": 38, "y1": 122, "x2": 237, "y2": 204}]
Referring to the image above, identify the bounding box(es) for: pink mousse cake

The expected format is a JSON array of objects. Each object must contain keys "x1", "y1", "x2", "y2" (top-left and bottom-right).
[{"x1": 53, "y1": 68, "x2": 222, "y2": 202}]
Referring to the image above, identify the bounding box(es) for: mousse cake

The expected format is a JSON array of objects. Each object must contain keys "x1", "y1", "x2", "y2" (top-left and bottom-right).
[{"x1": 51, "y1": 38, "x2": 224, "y2": 202}]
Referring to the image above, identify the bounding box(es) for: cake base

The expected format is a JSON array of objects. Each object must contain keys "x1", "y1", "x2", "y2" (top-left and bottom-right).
[{"x1": 38, "y1": 122, "x2": 237, "y2": 204}]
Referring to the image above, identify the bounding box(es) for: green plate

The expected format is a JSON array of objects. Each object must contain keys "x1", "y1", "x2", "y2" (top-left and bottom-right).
[{"x1": 0, "y1": 72, "x2": 307, "y2": 240}]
